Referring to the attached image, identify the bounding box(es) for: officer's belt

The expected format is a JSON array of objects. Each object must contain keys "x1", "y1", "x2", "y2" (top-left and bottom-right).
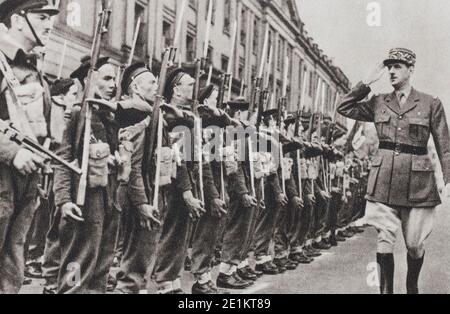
[{"x1": 379, "y1": 141, "x2": 428, "y2": 156}]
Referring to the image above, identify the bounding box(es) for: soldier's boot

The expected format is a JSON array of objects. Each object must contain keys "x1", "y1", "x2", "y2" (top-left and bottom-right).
[
  {"x1": 255, "y1": 262, "x2": 280, "y2": 275},
  {"x1": 216, "y1": 273, "x2": 252, "y2": 290},
  {"x1": 289, "y1": 252, "x2": 313, "y2": 264},
  {"x1": 406, "y1": 254, "x2": 425, "y2": 295},
  {"x1": 245, "y1": 266, "x2": 263, "y2": 278},
  {"x1": 192, "y1": 281, "x2": 218, "y2": 294},
  {"x1": 304, "y1": 245, "x2": 321, "y2": 257},
  {"x1": 377, "y1": 253, "x2": 395, "y2": 295},
  {"x1": 237, "y1": 267, "x2": 257, "y2": 281}
]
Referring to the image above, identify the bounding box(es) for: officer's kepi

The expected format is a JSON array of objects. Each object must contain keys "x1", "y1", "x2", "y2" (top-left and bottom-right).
[
  {"x1": 383, "y1": 48, "x2": 416, "y2": 67},
  {"x1": 0, "y1": 0, "x2": 60, "y2": 46}
]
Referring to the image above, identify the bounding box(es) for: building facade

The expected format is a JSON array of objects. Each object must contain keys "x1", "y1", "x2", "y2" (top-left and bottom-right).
[{"x1": 43, "y1": 0, "x2": 350, "y2": 126}]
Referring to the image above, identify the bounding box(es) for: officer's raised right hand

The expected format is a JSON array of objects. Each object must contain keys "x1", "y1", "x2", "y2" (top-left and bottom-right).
[
  {"x1": 13, "y1": 148, "x2": 45, "y2": 175},
  {"x1": 363, "y1": 62, "x2": 386, "y2": 86},
  {"x1": 61, "y1": 202, "x2": 84, "y2": 222}
]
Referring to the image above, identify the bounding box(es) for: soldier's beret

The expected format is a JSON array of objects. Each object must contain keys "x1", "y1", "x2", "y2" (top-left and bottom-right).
[
  {"x1": 163, "y1": 67, "x2": 186, "y2": 102},
  {"x1": 0, "y1": 0, "x2": 47, "y2": 22},
  {"x1": 262, "y1": 108, "x2": 279, "y2": 118},
  {"x1": 121, "y1": 62, "x2": 151, "y2": 96},
  {"x1": 198, "y1": 84, "x2": 215, "y2": 104},
  {"x1": 227, "y1": 96, "x2": 249, "y2": 112},
  {"x1": 383, "y1": 48, "x2": 416, "y2": 67},
  {"x1": 70, "y1": 55, "x2": 110, "y2": 87},
  {"x1": 284, "y1": 112, "x2": 299, "y2": 126},
  {"x1": 50, "y1": 78, "x2": 75, "y2": 96}
]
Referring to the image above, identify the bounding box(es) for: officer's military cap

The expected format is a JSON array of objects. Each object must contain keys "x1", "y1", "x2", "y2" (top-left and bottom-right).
[
  {"x1": 31, "y1": 0, "x2": 60, "y2": 15},
  {"x1": 50, "y1": 78, "x2": 75, "y2": 96},
  {"x1": 383, "y1": 48, "x2": 416, "y2": 67},
  {"x1": 0, "y1": 0, "x2": 47, "y2": 22},
  {"x1": 70, "y1": 55, "x2": 110, "y2": 87},
  {"x1": 121, "y1": 62, "x2": 151, "y2": 96}
]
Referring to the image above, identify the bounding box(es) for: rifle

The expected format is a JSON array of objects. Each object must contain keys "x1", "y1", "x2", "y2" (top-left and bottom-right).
[
  {"x1": 0, "y1": 119, "x2": 82, "y2": 175},
  {"x1": 295, "y1": 75, "x2": 308, "y2": 199},
  {"x1": 277, "y1": 56, "x2": 289, "y2": 195},
  {"x1": 75, "y1": 0, "x2": 112, "y2": 207}
]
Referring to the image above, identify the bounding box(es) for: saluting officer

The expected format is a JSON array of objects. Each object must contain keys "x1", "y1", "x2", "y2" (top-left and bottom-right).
[
  {"x1": 338, "y1": 48, "x2": 450, "y2": 294},
  {"x1": 0, "y1": 0, "x2": 59, "y2": 294}
]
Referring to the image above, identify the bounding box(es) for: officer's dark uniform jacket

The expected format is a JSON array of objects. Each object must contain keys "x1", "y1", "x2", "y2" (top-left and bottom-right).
[
  {"x1": 338, "y1": 82, "x2": 450, "y2": 208},
  {"x1": 0, "y1": 39, "x2": 51, "y2": 219}
]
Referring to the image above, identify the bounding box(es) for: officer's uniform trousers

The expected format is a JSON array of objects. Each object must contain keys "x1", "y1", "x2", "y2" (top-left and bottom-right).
[{"x1": 0, "y1": 171, "x2": 40, "y2": 293}]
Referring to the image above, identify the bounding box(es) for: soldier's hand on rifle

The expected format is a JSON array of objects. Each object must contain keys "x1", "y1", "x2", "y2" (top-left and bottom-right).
[
  {"x1": 260, "y1": 200, "x2": 266, "y2": 210},
  {"x1": 210, "y1": 198, "x2": 227, "y2": 218},
  {"x1": 307, "y1": 193, "x2": 316, "y2": 204},
  {"x1": 241, "y1": 194, "x2": 258, "y2": 208},
  {"x1": 363, "y1": 62, "x2": 386, "y2": 86},
  {"x1": 320, "y1": 190, "x2": 331, "y2": 200},
  {"x1": 138, "y1": 204, "x2": 161, "y2": 231},
  {"x1": 61, "y1": 202, "x2": 84, "y2": 222},
  {"x1": 292, "y1": 196, "x2": 304, "y2": 210},
  {"x1": 183, "y1": 191, "x2": 206, "y2": 220},
  {"x1": 13, "y1": 148, "x2": 45, "y2": 175},
  {"x1": 276, "y1": 193, "x2": 289, "y2": 207}
]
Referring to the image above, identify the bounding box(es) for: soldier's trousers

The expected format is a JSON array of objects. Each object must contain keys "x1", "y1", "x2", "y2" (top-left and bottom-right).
[
  {"x1": 115, "y1": 195, "x2": 167, "y2": 294},
  {"x1": 57, "y1": 191, "x2": 120, "y2": 294},
  {"x1": 313, "y1": 192, "x2": 330, "y2": 239},
  {"x1": 152, "y1": 194, "x2": 192, "y2": 284},
  {"x1": 42, "y1": 193, "x2": 61, "y2": 284},
  {"x1": 327, "y1": 192, "x2": 343, "y2": 238},
  {"x1": 298, "y1": 197, "x2": 315, "y2": 245},
  {"x1": 221, "y1": 195, "x2": 258, "y2": 266},
  {"x1": 0, "y1": 197, "x2": 38, "y2": 294},
  {"x1": 253, "y1": 189, "x2": 283, "y2": 259},
  {"x1": 26, "y1": 198, "x2": 50, "y2": 262},
  {"x1": 191, "y1": 209, "x2": 224, "y2": 279},
  {"x1": 274, "y1": 200, "x2": 300, "y2": 259}
]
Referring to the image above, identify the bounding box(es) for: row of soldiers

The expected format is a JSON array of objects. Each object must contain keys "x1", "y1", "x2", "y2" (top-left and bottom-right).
[{"x1": 0, "y1": 0, "x2": 370, "y2": 294}]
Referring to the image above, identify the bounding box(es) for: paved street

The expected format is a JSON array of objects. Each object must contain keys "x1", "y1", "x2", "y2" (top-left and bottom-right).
[{"x1": 21, "y1": 200, "x2": 450, "y2": 294}]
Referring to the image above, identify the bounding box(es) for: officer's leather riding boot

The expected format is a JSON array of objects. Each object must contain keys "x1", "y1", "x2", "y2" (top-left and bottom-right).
[
  {"x1": 377, "y1": 253, "x2": 394, "y2": 294},
  {"x1": 406, "y1": 253, "x2": 424, "y2": 295}
]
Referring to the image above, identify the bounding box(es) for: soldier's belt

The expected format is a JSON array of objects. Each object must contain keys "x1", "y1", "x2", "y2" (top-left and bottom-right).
[{"x1": 379, "y1": 141, "x2": 428, "y2": 156}]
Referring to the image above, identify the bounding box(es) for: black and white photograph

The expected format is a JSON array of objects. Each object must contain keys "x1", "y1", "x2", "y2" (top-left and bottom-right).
[{"x1": 0, "y1": 0, "x2": 450, "y2": 297}]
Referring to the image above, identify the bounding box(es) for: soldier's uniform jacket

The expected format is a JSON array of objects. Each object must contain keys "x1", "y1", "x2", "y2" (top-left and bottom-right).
[
  {"x1": 338, "y1": 82, "x2": 450, "y2": 208},
  {"x1": 0, "y1": 39, "x2": 51, "y2": 218}
]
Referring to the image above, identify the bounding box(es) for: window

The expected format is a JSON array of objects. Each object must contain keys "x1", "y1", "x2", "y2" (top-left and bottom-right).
[
  {"x1": 238, "y1": 57, "x2": 245, "y2": 78},
  {"x1": 221, "y1": 55, "x2": 229, "y2": 72},
  {"x1": 252, "y1": 17, "x2": 259, "y2": 55},
  {"x1": 309, "y1": 71, "x2": 313, "y2": 97},
  {"x1": 277, "y1": 38, "x2": 284, "y2": 71},
  {"x1": 240, "y1": 7, "x2": 247, "y2": 46},
  {"x1": 162, "y1": 20, "x2": 173, "y2": 48},
  {"x1": 60, "y1": 0, "x2": 96, "y2": 36},
  {"x1": 223, "y1": 0, "x2": 231, "y2": 34},
  {"x1": 186, "y1": 33, "x2": 195, "y2": 62},
  {"x1": 207, "y1": 46, "x2": 213, "y2": 65}
]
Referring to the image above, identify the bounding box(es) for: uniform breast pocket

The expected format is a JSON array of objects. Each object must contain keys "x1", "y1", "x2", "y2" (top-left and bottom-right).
[
  {"x1": 409, "y1": 156, "x2": 438, "y2": 202},
  {"x1": 375, "y1": 114, "x2": 391, "y2": 139},
  {"x1": 408, "y1": 118, "x2": 430, "y2": 143}
]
